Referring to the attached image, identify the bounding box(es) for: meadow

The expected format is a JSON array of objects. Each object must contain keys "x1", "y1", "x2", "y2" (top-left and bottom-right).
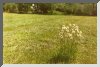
[{"x1": 3, "y1": 13, "x2": 97, "y2": 64}]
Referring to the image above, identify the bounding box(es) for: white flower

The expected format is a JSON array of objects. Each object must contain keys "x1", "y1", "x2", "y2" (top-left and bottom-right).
[
  {"x1": 79, "y1": 34, "x2": 82, "y2": 37},
  {"x1": 32, "y1": 4, "x2": 35, "y2": 6},
  {"x1": 62, "y1": 25, "x2": 66, "y2": 30},
  {"x1": 30, "y1": 6, "x2": 33, "y2": 9},
  {"x1": 76, "y1": 28, "x2": 79, "y2": 33},
  {"x1": 66, "y1": 26, "x2": 69, "y2": 29},
  {"x1": 59, "y1": 24, "x2": 84, "y2": 41},
  {"x1": 75, "y1": 26, "x2": 79, "y2": 29},
  {"x1": 72, "y1": 30, "x2": 75, "y2": 33},
  {"x1": 66, "y1": 29, "x2": 69, "y2": 32},
  {"x1": 77, "y1": 33, "x2": 82, "y2": 38},
  {"x1": 65, "y1": 27, "x2": 69, "y2": 32},
  {"x1": 60, "y1": 35, "x2": 63, "y2": 38},
  {"x1": 73, "y1": 24, "x2": 76, "y2": 26},
  {"x1": 70, "y1": 37, "x2": 73, "y2": 39},
  {"x1": 77, "y1": 34, "x2": 79, "y2": 37},
  {"x1": 68, "y1": 33, "x2": 73, "y2": 39},
  {"x1": 79, "y1": 31, "x2": 82, "y2": 34},
  {"x1": 68, "y1": 33, "x2": 72, "y2": 37}
]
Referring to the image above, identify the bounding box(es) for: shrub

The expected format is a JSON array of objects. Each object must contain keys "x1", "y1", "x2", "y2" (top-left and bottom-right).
[{"x1": 52, "y1": 10, "x2": 64, "y2": 15}]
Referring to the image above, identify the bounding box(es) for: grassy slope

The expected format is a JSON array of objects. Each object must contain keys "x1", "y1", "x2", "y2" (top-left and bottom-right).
[{"x1": 3, "y1": 13, "x2": 97, "y2": 64}]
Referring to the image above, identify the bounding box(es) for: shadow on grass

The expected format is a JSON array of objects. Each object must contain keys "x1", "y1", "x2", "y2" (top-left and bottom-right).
[
  {"x1": 48, "y1": 54, "x2": 70, "y2": 64},
  {"x1": 47, "y1": 43, "x2": 76, "y2": 64}
]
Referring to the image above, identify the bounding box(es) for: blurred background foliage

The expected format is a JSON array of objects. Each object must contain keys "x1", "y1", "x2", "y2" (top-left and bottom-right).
[{"x1": 3, "y1": 3, "x2": 97, "y2": 16}]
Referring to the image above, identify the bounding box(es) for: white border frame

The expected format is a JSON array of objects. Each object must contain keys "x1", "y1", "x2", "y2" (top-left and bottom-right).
[{"x1": 1, "y1": 1, "x2": 100, "y2": 67}]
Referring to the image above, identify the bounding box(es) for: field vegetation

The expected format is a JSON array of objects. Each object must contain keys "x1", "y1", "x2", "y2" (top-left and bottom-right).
[{"x1": 3, "y1": 13, "x2": 97, "y2": 64}]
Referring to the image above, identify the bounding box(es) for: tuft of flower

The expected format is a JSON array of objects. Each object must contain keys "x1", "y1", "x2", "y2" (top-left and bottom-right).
[
  {"x1": 59, "y1": 24, "x2": 84, "y2": 41},
  {"x1": 58, "y1": 24, "x2": 84, "y2": 62}
]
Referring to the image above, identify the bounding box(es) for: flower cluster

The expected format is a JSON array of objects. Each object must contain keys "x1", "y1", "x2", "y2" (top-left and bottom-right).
[{"x1": 59, "y1": 24, "x2": 83, "y2": 40}]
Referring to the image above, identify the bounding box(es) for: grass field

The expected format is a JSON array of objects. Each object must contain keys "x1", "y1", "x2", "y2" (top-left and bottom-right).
[{"x1": 3, "y1": 13, "x2": 97, "y2": 64}]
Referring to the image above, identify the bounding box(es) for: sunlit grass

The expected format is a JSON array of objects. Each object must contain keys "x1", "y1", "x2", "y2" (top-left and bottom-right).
[{"x1": 3, "y1": 13, "x2": 97, "y2": 64}]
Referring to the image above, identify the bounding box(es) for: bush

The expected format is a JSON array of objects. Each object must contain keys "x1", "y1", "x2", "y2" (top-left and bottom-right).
[
  {"x1": 3, "y1": 3, "x2": 18, "y2": 13},
  {"x1": 52, "y1": 10, "x2": 64, "y2": 15}
]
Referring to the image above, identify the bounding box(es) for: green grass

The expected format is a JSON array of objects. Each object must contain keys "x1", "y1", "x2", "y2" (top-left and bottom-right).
[{"x1": 3, "y1": 13, "x2": 97, "y2": 64}]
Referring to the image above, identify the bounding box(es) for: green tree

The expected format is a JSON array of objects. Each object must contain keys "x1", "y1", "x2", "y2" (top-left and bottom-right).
[
  {"x1": 34, "y1": 3, "x2": 53, "y2": 14},
  {"x1": 3, "y1": 3, "x2": 18, "y2": 13}
]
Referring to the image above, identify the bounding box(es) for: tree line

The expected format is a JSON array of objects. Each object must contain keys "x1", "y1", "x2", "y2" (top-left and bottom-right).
[{"x1": 3, "y1": 3, "x2": 97, "y2": 16}]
